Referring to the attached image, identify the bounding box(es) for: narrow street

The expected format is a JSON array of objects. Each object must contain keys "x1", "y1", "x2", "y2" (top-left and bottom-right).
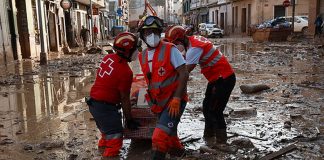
[{"x1": 0, "y1": 37, "x2": 323, "y2": 160}]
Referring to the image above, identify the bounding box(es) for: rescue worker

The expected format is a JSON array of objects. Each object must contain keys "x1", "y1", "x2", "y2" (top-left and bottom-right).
[
  {"x1": 87, "y1": 32, "x2": 141, "y2": 157},
  {"x1": 137, "y1": 16, "x2": 189, "y2": 159},
  {"x1": 164, "y1": 25, "x2": 236, "y2": 144},
  {"x1": 314, "y1": 14, "x2": 323, "y2": 38},
  {"x1": 80, "y1": 25, "x2": 89, "y2": 47}
]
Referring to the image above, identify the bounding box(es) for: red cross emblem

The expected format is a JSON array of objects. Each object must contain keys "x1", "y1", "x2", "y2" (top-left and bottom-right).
[
  {"x1": 158, "y1": 67, "x2": 166, "y2": 76},
  {"x1": 98, "y1": 58, "x2": 114, "y2": 77}
]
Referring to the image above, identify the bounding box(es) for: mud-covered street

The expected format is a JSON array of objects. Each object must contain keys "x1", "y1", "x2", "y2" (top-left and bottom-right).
[{"x1": 0, "y1": 37, "x2": 323, "y2": 160}]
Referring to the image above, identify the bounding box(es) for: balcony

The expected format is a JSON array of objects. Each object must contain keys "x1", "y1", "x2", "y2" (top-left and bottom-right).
[{"x1": 74, "y1": 0, "x2": 105, "y2": 7}]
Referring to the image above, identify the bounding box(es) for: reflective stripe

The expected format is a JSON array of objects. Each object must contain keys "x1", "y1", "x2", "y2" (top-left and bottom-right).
[
  {"x1": 200, "y1": 46, "x2": 217, "y2": 64},
  {"x1": 150, "y1": 75, "x2": 177, "y2": 89},
  {"x1": 156, "y1": 98, "x2": 169, "y2": 108},
  {"x1": 105, "y1": 133, "x2": 122, "y2": 140},
  {"x1": 147, "y1": 97, "x2": 168, "y2": 109},
  {"x1": 156, "y1": 123, "x2": 173, "y2": 135},
  {"x1": 142, "y1": 48, "x2": 147, "y2": 64},
  {"x1": 158, "y1": 44, "x2": 166, "y2": 61},
  {"x1": 201, "y1": 52, "x2": 223, "y2": 68}
]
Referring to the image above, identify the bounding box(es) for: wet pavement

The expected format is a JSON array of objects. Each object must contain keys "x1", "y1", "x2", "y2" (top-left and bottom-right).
[{"x1": 0, "y1": 37, "x2": 323, "y2": 160}]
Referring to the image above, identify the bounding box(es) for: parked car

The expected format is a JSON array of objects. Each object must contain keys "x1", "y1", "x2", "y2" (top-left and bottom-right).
[
  {"x1": 300, "y1": 15, "x2": 308, "y2": 21},
  {"x1": 199, "y1": 23, "x2": 224, "y2": 38},
  {"x1": 256, "y1": 17, "x2": 290, "y2": 29},
  {"x1": 278, "y1": 16, "x2": 309, "y2": 33}
]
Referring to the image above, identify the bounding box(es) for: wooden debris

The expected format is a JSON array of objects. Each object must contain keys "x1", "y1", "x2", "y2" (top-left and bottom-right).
[
  {"x1": 260, "y1": 144, "x2": 297, "y2": 160},
  {"x1": 228, "y1": 132, "x2": 268, "y2": 141},
  {"x1": 199, "y1": 146, "x2": 217, "y2": 154},
  {"x1": 183, "y1": 137, "x2": 201, "y2": 143}
]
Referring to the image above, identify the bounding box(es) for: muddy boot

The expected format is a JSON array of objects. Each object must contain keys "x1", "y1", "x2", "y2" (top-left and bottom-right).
[
  {"x1": 204, "y1": 136, "x2": 217, "y2": 147},
  {"x1": 215, "y1": 129, "x2": 227, "y2": 144},
  {"x1": 169, "y1": 136, "x2": 186, "y2": 158},
  {"x1": 203, "y1": 124, "x2": 215, "y2": 137},
  {"x1": 152, "y1": 150, "x2": 166, "y2": 160}
]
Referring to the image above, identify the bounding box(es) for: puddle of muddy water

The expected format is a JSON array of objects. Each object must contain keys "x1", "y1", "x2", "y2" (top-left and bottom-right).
[{"x1": 0, "y1": 40, "x2": 323, "y2": 159}]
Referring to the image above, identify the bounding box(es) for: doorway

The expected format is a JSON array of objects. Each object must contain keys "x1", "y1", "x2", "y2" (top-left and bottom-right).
[
  {"x1": 274, "y1": 6, "x2": 285, "y2": 18},
  {"x1": 241, "y1": 8, "x2": 246, "y2": 33},
  {"x1": 7, "y1": 0, "x2": 18, "y2": 60},
  {"x1": 64, "y1": 11, "x2": 74, "y2": 47},
  {"x1": 216, "y1": 10, "x2": 218, "y2": 25},
  {"x1": 220, "y1": 13, "x2": 224, "y2": 29},
  {"x1": 16, "y1": 0, "x2": 31, "y2": 58},
  {"x1": 48, "y1": 12, "x2": 58, "y2": 51}
]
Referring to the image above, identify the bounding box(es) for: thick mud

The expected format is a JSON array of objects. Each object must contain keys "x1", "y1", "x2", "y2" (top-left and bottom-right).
[{"x1": 0, "y1": 38, "x2": 323, "y2": 160}]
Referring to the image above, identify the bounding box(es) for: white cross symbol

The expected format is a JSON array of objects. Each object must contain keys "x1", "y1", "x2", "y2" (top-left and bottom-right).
[{"x1": 98, "y1": 58, "x2": 114, "y2": 77}]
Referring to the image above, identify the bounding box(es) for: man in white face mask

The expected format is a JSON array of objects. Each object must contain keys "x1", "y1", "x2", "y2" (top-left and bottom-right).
[{"x1": 137, "y1": 16, "x2": 189, "y2": 159}]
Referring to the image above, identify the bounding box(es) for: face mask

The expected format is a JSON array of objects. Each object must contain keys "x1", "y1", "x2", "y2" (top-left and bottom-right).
[
  {"x1": 145, "y1": 33, "x2": 160, "y2": 47},
  {"x1": 130, "y1": 50, "x2": 139, "y2": 61}
]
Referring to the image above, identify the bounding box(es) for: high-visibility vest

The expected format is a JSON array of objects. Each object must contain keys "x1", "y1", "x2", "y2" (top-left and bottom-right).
[
  {"x1": 189, "y1": 36, "x2": 234, "y2": 82},
  {"x1": 139, "y1": 41, "x2": 182, "y2": 113}
]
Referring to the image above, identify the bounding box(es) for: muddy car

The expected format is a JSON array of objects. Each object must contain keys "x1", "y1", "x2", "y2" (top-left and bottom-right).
[{"x1": 199, "y1": 23, "x2": 224, "y2": 38}]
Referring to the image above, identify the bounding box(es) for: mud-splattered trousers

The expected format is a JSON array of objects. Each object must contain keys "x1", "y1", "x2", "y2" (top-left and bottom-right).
[
  {"x1": 87, "y1": 98, "x2": 123, "y2": 156},
  {"x1": 203, "y1": 74, "x2": 236, "y2": 132}
]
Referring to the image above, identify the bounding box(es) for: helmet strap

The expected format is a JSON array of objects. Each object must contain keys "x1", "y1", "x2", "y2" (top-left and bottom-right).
[
  {"x1": 183, "y1": 36, "x2": 189, "y2": 51},
  {"x1": 117, "y1": 52, "x2": 131, "y2": 62}
]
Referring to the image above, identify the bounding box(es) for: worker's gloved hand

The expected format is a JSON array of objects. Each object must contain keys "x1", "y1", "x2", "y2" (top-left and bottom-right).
[
  {"x1": 168, "y1": 97, "x2": 181, "y2": 118},
  {"x1": 126, "y1": 119, "x2": 141, "y2": 130}
]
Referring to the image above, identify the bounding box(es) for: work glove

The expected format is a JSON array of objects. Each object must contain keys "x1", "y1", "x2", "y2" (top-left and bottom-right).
[
  {"x1": 126, "y1": 119, "x2": 141, "y2": 130},
  {"x1": 168, "y1": 97, "x2": 181, "y2": 118}
]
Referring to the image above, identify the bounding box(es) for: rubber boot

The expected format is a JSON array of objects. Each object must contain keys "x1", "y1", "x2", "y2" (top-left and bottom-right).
[
  {"x1": 168, "y1": 136, "x2": 185, "y2": 157},
  {"x1": 152, "y1": 150, "x2": 166, "y2": 160},
  {"x1": 98, "y1": 133, "x2": 106, "y2": 148},
  {"x1": 152, "y1": 128, "x2": 170, "y2": 153},
  {"x1": 215, "y1": 128, "x2": 227, "y2": 144},
  {"x1": 102, "y1": 138, "x2": 122, "y2": 157}
]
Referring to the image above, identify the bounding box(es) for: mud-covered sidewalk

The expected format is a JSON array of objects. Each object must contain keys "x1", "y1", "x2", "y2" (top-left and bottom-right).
[{"x1": 0, "y1": 37, "x2": 323, "y2": 160}]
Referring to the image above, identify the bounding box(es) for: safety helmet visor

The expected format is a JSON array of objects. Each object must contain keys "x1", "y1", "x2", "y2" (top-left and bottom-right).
[{"x1": 143, "y1": 16, "x2": 163, "y2": 28}]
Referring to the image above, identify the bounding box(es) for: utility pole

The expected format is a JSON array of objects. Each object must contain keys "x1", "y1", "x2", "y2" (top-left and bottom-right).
[
  {"x1": 0, "y1": 16, "x2": 7, "y2": 65},
  {"x1": 37, "y1": 0, "x2": 47, "y2": 65},
  {"x1": 90, "y1": 0, "x2": 94, "y2": 47},
  {"x1": 291, "y1": 0, "x2": 295, "y2": 33}
]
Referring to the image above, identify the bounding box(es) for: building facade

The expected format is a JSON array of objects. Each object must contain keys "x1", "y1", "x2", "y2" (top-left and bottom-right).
[
  {"x1": 0, "y1": 0, "x2": 107, "y2": 65},
  {"x1": 0, "y1": 0, "x2": 21, "y2": 63},
  {"x1": 184, "y1": 0, "x2": 310, "y2": 35},
  {"x1": 308, "y1": 0, "x2": 324, "y2": 37}
]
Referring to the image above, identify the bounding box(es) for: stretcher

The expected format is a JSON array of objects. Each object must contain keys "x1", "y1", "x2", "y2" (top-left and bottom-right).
[{"x1": 123, "y1": 74, "x2": 157, "y2": 139}]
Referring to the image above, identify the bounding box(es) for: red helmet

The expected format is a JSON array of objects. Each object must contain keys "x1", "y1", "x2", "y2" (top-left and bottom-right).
[
  {"x1": 164, "y1": 25, "x2": 186, "y2": 43},
  {"x1": 113, "y1": 32, "x2": 139, "y2": 60},
  {"x1": 185, "y1": 27, "x2": 194, "y2": 36}
]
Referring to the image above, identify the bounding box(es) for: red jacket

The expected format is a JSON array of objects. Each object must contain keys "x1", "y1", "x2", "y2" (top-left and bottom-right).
[
  {"x1": 189, "y1": 36, "x2": 234, "y2": 82},
  {"x1": 90, "y1": 54, "x2": 133, "y2": 104}
]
